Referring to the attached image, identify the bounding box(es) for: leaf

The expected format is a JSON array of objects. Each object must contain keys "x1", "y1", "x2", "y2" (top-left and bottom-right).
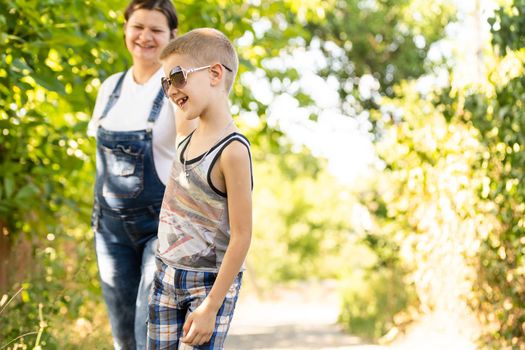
[
  {"x1": 14, "y1": 184, "x2": 39, "y2": 201},
  {"x1": 4, "y1": 175, "x2": 14, "y2": 198},
  {"x1": 46, "y1": 33, "x2": 88, "y2": 47},
  {"x1": 32, "y1": 74, "x2": 65, "y2": 94},
  {"x1": 11, "y1": 59, "x2": 32, "y2": 74}
]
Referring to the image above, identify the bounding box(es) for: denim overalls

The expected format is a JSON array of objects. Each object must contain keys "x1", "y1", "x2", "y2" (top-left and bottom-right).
[{"x1": 92, "y1": 70, "x2": 166, "y2": 350}]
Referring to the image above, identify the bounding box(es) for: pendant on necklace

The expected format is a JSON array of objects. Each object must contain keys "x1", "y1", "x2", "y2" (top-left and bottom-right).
[{"x1": 185, "y1": 171, "x2": 190, "y2": 179}]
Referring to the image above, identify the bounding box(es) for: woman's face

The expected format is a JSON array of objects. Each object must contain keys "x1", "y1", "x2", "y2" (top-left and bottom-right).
[{"x1": 124, "y1": 9, "x2": 173, "y2": 66}]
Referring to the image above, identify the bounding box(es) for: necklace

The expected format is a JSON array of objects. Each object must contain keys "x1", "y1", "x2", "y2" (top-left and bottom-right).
[{"x1": 183, "y1": 119, "x2": 234, "y2": 179}]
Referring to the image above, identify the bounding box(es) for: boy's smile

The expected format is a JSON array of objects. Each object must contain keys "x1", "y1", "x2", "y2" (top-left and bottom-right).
[{"x1": 175, "y1": 96, "x2": 189, "y2": 109}]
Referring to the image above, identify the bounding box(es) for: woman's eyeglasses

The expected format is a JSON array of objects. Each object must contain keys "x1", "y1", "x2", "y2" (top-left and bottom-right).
[{"x1": 161, "y1": 64, "x2": 232, "y2": 97}]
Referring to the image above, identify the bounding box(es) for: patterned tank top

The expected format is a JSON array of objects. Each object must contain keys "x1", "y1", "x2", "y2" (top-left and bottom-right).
[{"x1": 157, "y1": 131, "x2": 252, "y2": 272}]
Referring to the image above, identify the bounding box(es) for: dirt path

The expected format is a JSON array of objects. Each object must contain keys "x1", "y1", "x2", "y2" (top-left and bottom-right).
[
  {"x1": 225, "y1": 280, "x2": 387, "y2": 350},
  {"x1": 224, "y1": 279, "x2": 480, "y2": 350}
]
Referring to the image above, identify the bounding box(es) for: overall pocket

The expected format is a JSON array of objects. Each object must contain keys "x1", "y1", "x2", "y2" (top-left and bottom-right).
[
  {"x1": 101, "y1": 144, "x2": 145, "y2": 199},
  {"x1": 121, "y1": 208, "x2": 160, "y2": 244}
]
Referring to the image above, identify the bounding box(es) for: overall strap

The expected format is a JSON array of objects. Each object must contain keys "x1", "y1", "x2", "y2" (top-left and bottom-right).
[
  {"x1": 100, "y1": 70, "x2": 127, "y2": 120},
  {"x1": 146, "y1": 88, "x2": 165, "y2": 132}
]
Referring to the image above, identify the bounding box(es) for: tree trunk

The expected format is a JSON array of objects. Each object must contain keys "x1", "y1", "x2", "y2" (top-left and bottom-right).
[{"x1": 0, "y1": 222, "x2": 32, "y2": 295}]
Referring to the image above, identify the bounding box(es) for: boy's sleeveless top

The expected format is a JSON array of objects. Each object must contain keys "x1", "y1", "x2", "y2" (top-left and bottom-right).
[{"x1": 157, "y1": 131, "x2": 252, "y2": 272}]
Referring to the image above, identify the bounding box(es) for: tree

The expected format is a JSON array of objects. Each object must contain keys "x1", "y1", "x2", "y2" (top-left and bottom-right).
[
  {"x1": 0, "y1": 1, "x2": 130, "y2": 347},
  {"x1": 305, "y1": 0, "x2": 456, "y2": 131},
  {"x1": 462, "y1": 1, "x2": 525, "y2": 346},
  {"x1": 345, "y1": 0, "x2": 525, "y2": 346}
]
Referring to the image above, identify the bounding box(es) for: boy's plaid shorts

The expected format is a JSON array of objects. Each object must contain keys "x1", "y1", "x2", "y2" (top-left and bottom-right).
[{"x1": 147, "y1": 257, "x2": 242, "y2": 349}]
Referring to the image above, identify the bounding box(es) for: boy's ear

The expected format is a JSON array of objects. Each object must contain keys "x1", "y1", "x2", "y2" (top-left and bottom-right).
[
  {"x1": 170, "y1": 28, "x2": 178, "y2": 40},
  {"x1": 209, "y1": 63, "x2": 224, "y2": 86}
]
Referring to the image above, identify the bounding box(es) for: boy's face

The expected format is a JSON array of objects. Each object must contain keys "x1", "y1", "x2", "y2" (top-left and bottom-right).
[{"x1": 162, "y1": 54, "x2": 213, "y2": 120}]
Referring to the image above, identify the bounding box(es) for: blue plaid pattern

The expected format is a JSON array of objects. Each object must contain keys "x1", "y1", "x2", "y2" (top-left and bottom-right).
[{"x1": 147, "y1": 258, "x2": 242, "y2": 349}]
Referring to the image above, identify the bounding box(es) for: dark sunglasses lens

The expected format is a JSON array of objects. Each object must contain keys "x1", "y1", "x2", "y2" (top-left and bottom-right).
[{"x1": 169, "y1": 69, "x2": 186, "y2": 89}]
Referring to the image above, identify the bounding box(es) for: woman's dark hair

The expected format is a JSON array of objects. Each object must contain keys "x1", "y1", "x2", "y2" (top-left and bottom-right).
[{"x1": 124, "y1": 0, "x2": 178, "y2": 32}]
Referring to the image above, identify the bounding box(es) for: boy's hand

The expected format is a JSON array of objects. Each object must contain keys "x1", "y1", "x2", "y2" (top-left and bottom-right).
[{"x1": 181, "y1": 301, "x2": 218, "y2": 346}]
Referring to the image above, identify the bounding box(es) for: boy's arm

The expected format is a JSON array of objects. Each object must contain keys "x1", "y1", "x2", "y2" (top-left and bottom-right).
[{"x1": 181, "y1": 141, "x2": 252, "y2": 346}]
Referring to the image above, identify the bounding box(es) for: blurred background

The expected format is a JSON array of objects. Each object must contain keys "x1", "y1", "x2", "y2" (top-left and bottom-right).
[{"x1": 1, "y1": 0, "x2": 524, "y2": 349}]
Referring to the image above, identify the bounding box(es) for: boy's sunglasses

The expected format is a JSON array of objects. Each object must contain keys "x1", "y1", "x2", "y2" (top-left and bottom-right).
[{"x1": 161, "y1": 64, "x2": 233, "y2": 97}]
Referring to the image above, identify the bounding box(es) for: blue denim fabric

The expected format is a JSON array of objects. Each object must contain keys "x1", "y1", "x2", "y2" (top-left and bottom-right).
[
  {"x1": 93, "y1": 71, "x2": 167, "y2": 350},
  {"x1": 94, "y1": 210, "x2": 158, "y2": 350}
]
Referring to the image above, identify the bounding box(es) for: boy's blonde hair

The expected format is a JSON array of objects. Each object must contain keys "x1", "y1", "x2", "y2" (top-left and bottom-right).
[{"x1": 160, "y1": 28, "x2": 238, "y2": 93}]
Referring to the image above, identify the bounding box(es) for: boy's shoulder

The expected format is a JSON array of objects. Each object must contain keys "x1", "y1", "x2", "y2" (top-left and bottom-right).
[
  {"x1": 226, "y1": 131, "x2": 250, "y2": 144},
  {"x1": 221, "y1": 133, "x2": 251, "y2": 163},
  {"x1": 222, "y1": 132, "x2": 251, "y2": 150},
  {"x1": 220, "y1": 132, "x2": 253, "y2": 187}
]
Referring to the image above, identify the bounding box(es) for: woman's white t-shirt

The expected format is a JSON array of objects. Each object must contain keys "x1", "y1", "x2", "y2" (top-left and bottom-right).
[{"x1": 88, "y1": 67, "x2": 176, "y2": 185}]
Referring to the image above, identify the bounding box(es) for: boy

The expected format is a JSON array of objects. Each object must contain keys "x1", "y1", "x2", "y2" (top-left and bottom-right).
[{"x1": 148, "y1": 28, "x2": 253, "y2": 349}]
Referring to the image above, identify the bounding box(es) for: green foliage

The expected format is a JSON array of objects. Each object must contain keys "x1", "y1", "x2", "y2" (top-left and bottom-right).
[
  {"x1": 312, "y1": 0, "x2": 460, "y2": 341},
  {"x1": 306, "y1": 0, "x2": 456, "y2": 124},
  {"x1": 0, "y1": 0, "x2": 129, "y2": 237},
  {"x1": 249, "y1": 148, "x2": 364, "y2": 283},
  {"x1": 354, "y1": 3, "x2": 525, "y2": 343},
  {"x1": 339, "y1": 185, "x2": 418, "y2": 339},
  {"x1": 339, "y1": 264, "x2": 417, "y2": 340},
  {"x1": 489, "y1": 0, "x2": 525, "y2": 54},
  {"x1": 0, "y1": 0, "x2": 126, "y2": 343},
  {"x1": 464, "y1": 75, "x2": 525, "y2": 349},
  {"x1": 346, "y1": 81, "x2": 495, "y2": 344},
  {"x1": 1, "y1": 233, "x2": 111, "y2": 349},
  {"x1": 436, "y1": 2, "x2": 525, "y2": 348}
]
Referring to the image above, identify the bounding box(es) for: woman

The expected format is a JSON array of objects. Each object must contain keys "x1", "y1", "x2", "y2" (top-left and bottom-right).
[{"x1": 88, "y1": 1, "x2": 178, "y2": 348}]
